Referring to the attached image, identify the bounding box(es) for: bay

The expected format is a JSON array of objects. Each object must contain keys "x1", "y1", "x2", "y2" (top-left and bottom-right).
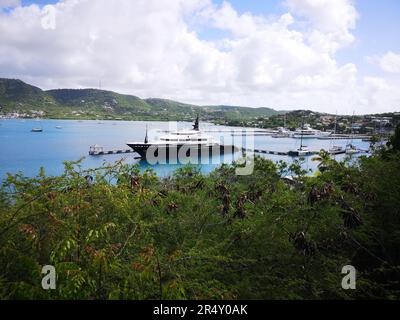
[{"x1": 0, "y1": 119, "x2": 370, "y2": 179}]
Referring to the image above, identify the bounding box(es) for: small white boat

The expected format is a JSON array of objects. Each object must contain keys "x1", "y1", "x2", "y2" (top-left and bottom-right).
[
  {"x1": 297, "y1": 146, "x2": 309, "y2": 156},
  {"x1": 288, "y1": 115, "x2": 310, "y2": 156},
  {"x1": 31, "y1": 128, "x2": 43, "y2": 132},
  {"x1": 329, "y1": 145, "x2": 344, "y2": 154},
  {"x1": 346, "y1": 112, "x2": 359, "y2": 155},
  {"x1": 55, "y1": 126, "x2": 62, "y2": 129},
  {"x1": 272, "y1": 127, "x2": 292, "y2": 138},
  {"x1": 288, "y1": 146, "x2": 309, "y2": 157},
  {"x1": 345, "y1": 144, "x2": 358, "y2": 155}
]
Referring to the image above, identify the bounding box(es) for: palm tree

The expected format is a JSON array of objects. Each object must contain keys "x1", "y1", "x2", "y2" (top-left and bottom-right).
[{"x1": 312, "y1": 149, "x2": 333, "y2": 172}]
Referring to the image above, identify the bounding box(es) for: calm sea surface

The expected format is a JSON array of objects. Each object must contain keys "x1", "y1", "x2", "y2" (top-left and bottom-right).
[{"x1": 0, "y1": 119, "x2": 370, "y2": 179}]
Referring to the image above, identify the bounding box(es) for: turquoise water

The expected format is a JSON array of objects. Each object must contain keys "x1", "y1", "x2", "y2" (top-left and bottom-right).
[{"x1": 0, "y1": 119, "x2": 370, "y2": 179}]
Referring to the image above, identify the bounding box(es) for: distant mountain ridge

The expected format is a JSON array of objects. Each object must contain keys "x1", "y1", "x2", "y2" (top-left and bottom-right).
[{"x1": 0, "y1": 78, "x2": 280, "y2": 121}]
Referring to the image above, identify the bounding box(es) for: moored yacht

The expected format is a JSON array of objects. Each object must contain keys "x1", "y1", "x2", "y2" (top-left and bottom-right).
[
  {"x1": 345, "y1": 112, "x2": 359, "y2": 155},
  {"x1": 272, "y1": 127, "x2": 292, "y2": 138},
  {"x1": 328, "y1": 113, "x2": 344, "y2": 154},
  {"x1": 288, "y1": 116, "x2": 311, "y2": 156},
  {"x1": 329, "y1": 145, "x2": 344, "y2": 155},
  {"x1": 288, "y1": 145, "x2": 309, "y2": 157},
  {"x1": 345, "y1": 143, "x2": 358, "y2": 155},
  {"x1": 292, "y1": 124, "x2": 331, "y2": 139},
  {"x1": 127, "y1": 116, "x2": 238, "y2": 160}
]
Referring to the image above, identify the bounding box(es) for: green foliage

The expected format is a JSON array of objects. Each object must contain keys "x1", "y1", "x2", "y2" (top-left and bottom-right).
[
  {"x1": 0, "y1": 146, "x2": 400, "y2": 299},
  {"x1": 387, "y1": 124, "x2": 400, "y2": 152}
]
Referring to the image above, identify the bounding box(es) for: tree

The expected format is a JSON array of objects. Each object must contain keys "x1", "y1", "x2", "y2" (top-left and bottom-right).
[
  {"x1": 312, "y1": 149, "x2": 334, "y2": 172},
  {"x1": 387, "y1": 124, "x2": 400, "y2": 152}
]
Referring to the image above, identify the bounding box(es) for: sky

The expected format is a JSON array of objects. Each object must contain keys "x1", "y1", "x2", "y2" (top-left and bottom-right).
[{"x1": 0, "y1": 0, "x2": 399, "y2": 114}]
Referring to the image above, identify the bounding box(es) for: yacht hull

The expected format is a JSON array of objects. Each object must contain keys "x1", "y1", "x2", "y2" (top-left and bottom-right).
[
  {"x1": 127, "y1": 143, "x2": 239, "y2": 159},
  {"x1": 288, "y1": 151, "x2": 310, "y2": 157}
]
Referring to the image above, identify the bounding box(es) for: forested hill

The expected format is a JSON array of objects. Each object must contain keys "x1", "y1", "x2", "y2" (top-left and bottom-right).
[{"x1": 0, "y1": 78, "x2": 279, "y2": 121}]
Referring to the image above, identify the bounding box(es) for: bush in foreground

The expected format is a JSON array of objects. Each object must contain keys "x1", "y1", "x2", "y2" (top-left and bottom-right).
[{"x1": 0, "y1": 148, "x2": 399, "y2": 299}]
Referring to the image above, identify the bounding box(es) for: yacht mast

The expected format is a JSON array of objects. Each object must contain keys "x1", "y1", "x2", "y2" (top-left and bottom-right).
[
  {"x1": 144, "y1": 125, "x2": 148, "y2": 144},
  {"x1": 300, "y1": 114, "x2": 304, "y2": 149},
  {"x1": 334, "y1": 111, "x2": 337, "y2": 135},
  {"x1": 193, "y1": 114, "x2": 199, "y2": 131},
  {"x1": 349, "y1": 111, "x2": 355, "y2": 144}
]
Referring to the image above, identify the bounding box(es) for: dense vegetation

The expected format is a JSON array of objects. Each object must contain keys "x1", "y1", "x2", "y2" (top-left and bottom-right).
[
  {"x1": 0, "y1": 127, "x2": 399, "y2": 300},
  {"x1": 0, "y1": 78, "x2": 278, "y2": 121}
]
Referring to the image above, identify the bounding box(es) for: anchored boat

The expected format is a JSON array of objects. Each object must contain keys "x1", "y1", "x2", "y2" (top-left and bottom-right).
[
  {"x1": 329, "y1": 145, "x2": 345, "y2": 154},
  {"x1": 345, "y1": 143, "x2": 358, "y2": 155},
  {"x1": 127, "y1": 116, "x2": 238, "y2": 160},
  {"x1": 272, "y1": 127, "x2": 292, "y2": 138},
  {"x1": 289, "y1": 115, "x2": 311, "y2": 156},
  {"x1": 328, "y1": 113, "x2": 345, "y2": 155}
]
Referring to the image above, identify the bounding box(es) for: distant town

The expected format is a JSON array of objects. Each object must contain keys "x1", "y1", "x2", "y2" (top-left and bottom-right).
[{"x1": 229, "y1": 110, "x2": 400, "y2": 136}]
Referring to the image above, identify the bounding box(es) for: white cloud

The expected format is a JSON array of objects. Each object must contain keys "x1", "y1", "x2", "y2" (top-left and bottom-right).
[
  {"x1": 285, "y1": 0, "x2": 357, "y2": 33},
  {"x1": 0, "y1": 0, "x2": 398, "y2": 114},
  {"x1": 374, "y1": 51, "x2": 400, "y2": 74},
  {"x1": 0, "y1": 0, "x2": 21, "y2": 9},
  {"x1": 285, "y1": 0, "x2": 358, "y2": 54},
  {"x1": 0, "y1": 0, "x2": 20, "y2": 9},
  {"x1": 356, "y1": 77, "x2": 400, "y2": 114}
]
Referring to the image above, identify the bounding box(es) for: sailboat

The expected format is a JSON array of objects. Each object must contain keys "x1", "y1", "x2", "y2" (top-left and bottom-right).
[
  {"x1": 345, "y1": 112, "x2": 358, "y2": 155},
  {"x1": 329, "y1": 112, "x2": 344, "y2": 154},
  {"x1": 288, "y1": 115, "x2": 309, "y2": 156},
  {"x1": 345, "y1": 143, "x2": 358, "y2": 155}
]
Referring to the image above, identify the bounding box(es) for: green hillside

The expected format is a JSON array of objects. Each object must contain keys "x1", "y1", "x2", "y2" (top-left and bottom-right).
[
  {"x1": 47, "y1": 89, "x2": 153, "y2": 116},
  {"x1": 0, "y1": 78, "x2": 280, "y2": 121},
  {"x1": 0, "y1": 78, "x2": 59, "y2": 115}
]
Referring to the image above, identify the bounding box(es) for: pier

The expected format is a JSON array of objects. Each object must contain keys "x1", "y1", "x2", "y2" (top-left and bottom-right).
[
  {"x1": 242, "y1": 148, "x2": 368, "y2": 157},
  {"x1": 89, "y1": 145, "x2": 368, "y2": 158},
  {"x1": 317, "y1": 134, "x2": 372, "y2": 140},
  {"x1": 241, "y1": 148, "x2": 318, "y2": 156},
  {"x1": 89, "y1": 145, "x2": 135, "y2": 156}
]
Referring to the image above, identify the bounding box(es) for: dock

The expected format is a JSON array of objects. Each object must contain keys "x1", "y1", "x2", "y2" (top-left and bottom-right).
[
  {"x1": 89, "y1": 145, "x2": 368, "y2": 158},
  {"x1": 317, "y1": 134, "x2": 372, "y2": 140},
  {"x1": 242, "y1": 148, "x2": 367, "y2": 157},
  {"x1": 241, "y1": 148, "x2": 318, "y2": 156},
  {"x1": 89, "y1": 145, "x2": 135, "y2": 156}
]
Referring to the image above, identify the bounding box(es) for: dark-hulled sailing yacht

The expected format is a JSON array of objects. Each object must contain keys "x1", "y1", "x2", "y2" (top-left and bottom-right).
[{"x1": 127, "y1": 116, "x2": 238, "y2": 159}]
